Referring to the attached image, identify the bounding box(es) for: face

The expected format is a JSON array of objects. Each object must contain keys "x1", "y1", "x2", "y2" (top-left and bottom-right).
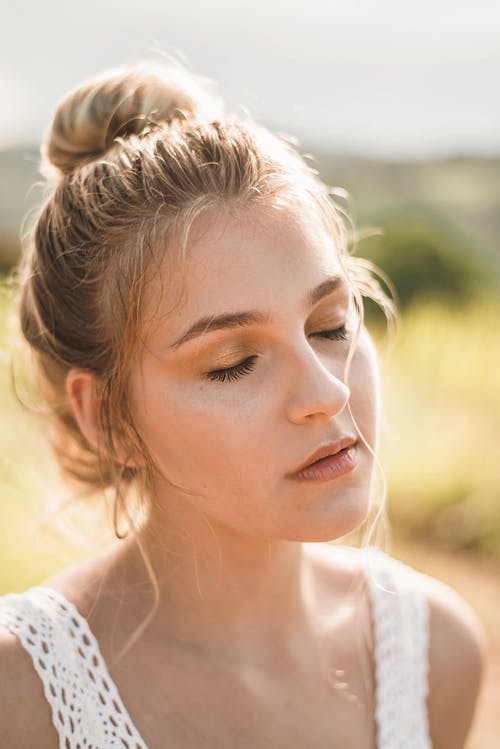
[{"x1": 128, "y1": 203, "x2": 381, "y2": 542}]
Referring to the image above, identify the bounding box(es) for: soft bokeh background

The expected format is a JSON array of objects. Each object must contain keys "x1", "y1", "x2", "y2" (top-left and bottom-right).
[{"x1": 1, "y1": 1, "x2": 499, "y2": 746}]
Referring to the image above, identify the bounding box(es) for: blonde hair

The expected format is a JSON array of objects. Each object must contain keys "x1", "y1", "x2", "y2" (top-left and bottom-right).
[{"x1": 17, "y1": 60, "x2": 397, "y2": 662}]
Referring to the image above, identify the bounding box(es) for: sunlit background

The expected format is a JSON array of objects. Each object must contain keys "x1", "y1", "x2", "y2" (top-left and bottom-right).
[{"x1": 1, "y1": 1, "x2": 499, "y2": 745}]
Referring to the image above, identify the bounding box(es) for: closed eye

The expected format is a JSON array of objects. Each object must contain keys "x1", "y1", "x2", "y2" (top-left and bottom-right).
[
  {"x1": 205, "y1": 325, "x2": 350, "y2": 384},
  {"x1": 312, "y1": 324, "x2": 349, "y2": 341},
  {"x1": 206, "y1": 356, "x2": 258, "y2": 383}
]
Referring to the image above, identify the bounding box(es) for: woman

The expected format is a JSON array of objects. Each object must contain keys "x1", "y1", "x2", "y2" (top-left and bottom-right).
[{"x1": 0, "y1": 62, "x2": 486, "y2": 748}]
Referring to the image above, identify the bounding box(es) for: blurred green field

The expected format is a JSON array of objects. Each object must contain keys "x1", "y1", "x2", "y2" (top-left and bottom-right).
[
  {"x1": 0, "y1": 281, "x2": 111, "y2": 592},
  {"x1": 1, "y1": 281, "x2": 500, "y2": 593},
  {"x1": 378, "y1": 295, "x2": 500, "y2": 555}
]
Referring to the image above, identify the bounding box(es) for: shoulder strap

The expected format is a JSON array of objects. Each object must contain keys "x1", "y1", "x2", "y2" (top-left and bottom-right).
[
  {"x1": 0, "y1": 586, "x2": 149, "y2": 749},
  {"x1": 360, "y1": 547, "x2": 432, "y2": 749}
]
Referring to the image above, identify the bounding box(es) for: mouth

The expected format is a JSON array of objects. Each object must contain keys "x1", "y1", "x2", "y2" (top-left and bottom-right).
[
  {"x1": 287, "y1": 440, "x2": 359, "y2": 483},
  {"x1": 309, "y1": 445, "x2": 350, "y2": 465},
  {"x1": 289, "y1": 436, "x2": 357, "y2": 474}
]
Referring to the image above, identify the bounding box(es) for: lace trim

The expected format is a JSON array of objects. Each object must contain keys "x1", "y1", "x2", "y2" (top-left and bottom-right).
[
  {"x1": 0, "y1": 586, "x2": 148, "y2": 749},
  {"x1": 361, "y1": 547, "x2": 431, "y2": 749},
  {"x1": 0, "y1": 549, "x2": 431, "y2": 749}
]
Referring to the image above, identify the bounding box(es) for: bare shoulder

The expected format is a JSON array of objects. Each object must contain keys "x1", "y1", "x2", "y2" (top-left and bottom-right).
[
  {"x1": 0, "y1": 545, "x2": 123, "y2": 749},
  {"x1": 0, "y1": 544, "x2": 126, "y2": 749},
  {"x1": 307, "y1": 544, "x2": 488, "y2": 747},
  {"x1": 418, "y1": 572, "x2": 488, "y2": 749},
  {"x1": 0, "y1": 624, "x2": 58, "y2": 749}
]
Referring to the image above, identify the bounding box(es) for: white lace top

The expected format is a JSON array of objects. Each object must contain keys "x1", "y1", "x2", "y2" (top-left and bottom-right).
[{"x1": 0, "y1": 547, "x2": 431, "y2": 749}]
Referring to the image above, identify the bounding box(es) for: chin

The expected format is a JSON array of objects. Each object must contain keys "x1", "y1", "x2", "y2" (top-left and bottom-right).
[{"x1": 280, "y1": 491, "x2": 372, "y2": 543}]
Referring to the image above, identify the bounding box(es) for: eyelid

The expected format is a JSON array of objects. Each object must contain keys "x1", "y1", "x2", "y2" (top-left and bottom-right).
[
  {"x1": 306, "y1": 311, "x2": 350, "y2": 332},
  {"x1": 204, "y1": 322, "x2": 351, "y2": 385},
  {"x1": 202, "y1": 315, "x2": 349, "y2": 363},
  {"x1": 201, "y1": 343, "x2": 259, "y2": 368},
  {"x1": 205, "y1": 355, "x2": 258, "y2": 383},
  {"x1": 311, "y1": 324, "x2": 350, "y2": 342}
]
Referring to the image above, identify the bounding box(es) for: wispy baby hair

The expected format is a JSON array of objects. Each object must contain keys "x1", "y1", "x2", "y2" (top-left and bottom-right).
[{"x1": 18, "y1": 60, "x2": 395, "y2": 538}]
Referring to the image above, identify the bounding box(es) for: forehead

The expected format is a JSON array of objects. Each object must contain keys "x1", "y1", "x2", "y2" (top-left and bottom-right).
[
  {"x1": 144, "y1": 203, "x2": 347, "y2": 339},
  {"x1": 173, "y1": 204, "x2": 343, "y2": 307}
]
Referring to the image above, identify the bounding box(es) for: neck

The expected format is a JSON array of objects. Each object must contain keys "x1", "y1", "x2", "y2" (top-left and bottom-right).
[{"x1": 116, "y1": 499, "x2": 319, "y2": 664}]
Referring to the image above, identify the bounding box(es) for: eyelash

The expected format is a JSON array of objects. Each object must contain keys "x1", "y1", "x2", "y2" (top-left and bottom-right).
[{"x1": 205, "y1": 325, "x2": 350, "y2": 383}]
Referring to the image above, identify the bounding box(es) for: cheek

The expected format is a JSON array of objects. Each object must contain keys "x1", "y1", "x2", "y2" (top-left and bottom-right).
[
  {"x1": 347, "y1": 338, "x2": 380, "y2": 446},
  {"x1": 137, "y1": 377, "x2": 273, "y2": 489}
]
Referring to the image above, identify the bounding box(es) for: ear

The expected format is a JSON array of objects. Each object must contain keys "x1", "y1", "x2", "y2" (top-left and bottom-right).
[
  {"x1": 65, "y1": 368, "x2": 146, "y2": 469},
  {"x1": 66, "y1": 368, "x2": 101, "y2": 451}
]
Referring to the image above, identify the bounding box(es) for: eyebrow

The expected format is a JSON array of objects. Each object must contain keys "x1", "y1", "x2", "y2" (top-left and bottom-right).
[{"x1": 169, "y1": 274, "x2": 346, "y2": 350}]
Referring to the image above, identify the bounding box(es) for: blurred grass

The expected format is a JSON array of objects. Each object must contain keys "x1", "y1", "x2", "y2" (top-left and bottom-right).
[
  {"x1": 0, "y1": 281, "x2": 103, "y2": 592},
  {"x1": 379, "y1": 295, "x2": 500, "y2": 555}
]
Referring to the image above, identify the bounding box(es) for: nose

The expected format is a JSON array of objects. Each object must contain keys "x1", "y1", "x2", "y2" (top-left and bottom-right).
[{"x1": 285, "y1": 344, "x2": 351, "y2": 425}]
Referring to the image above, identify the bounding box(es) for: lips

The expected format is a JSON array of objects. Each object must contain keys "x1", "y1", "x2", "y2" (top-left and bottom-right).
[{"x1": 288, "y1": 436, "x2": 357, "y2": 477}]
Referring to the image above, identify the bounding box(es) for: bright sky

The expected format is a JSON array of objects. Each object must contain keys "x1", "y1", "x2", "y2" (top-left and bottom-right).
[{"x1": 1, "y1": 0, "x2": 499, "y2": 157}]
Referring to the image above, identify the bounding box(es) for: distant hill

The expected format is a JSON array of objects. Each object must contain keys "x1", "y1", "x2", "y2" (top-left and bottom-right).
[
  {"x1": 1, "y1": 144, "x2": 498, "y2": 280},
  {"x1": 312, "y1": 150, "x2": 499, "y2": 274},
  {"x1": 0, "y1": 145, "x2": 41, "y2": 267}
]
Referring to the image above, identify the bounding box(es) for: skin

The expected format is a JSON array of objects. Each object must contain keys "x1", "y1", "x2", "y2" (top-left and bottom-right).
[
  {"x1": 103, "y1": 202, "x2": 380, "y2": 653},
  {"x1": 0, "y1": 201, "x2": 487, "y2": 748}
]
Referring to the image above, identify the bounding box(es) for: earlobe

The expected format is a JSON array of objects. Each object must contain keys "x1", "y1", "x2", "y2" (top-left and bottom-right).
[{"x1": 66, "y1": 368, "x2": 101, "y2": 451}]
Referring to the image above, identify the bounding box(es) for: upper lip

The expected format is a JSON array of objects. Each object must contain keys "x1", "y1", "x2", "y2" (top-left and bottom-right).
[{"x1": 288, "y1": 436, "x2": 357, "y2": 476}]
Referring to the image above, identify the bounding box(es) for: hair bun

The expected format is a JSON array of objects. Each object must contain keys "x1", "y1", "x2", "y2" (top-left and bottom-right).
[{"x1": 42, "y1": 61, "x2": 222, "y2": 179}]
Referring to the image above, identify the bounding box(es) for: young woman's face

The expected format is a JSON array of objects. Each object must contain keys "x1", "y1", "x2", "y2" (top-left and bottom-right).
[{"x1": 129, "y1": 203, "x2": 381, "y2": 542}]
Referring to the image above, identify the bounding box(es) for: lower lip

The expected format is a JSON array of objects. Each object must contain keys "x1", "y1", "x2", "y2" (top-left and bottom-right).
[{"x1": 289, "y1": 444, "x2": 358, "y2": 483}]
